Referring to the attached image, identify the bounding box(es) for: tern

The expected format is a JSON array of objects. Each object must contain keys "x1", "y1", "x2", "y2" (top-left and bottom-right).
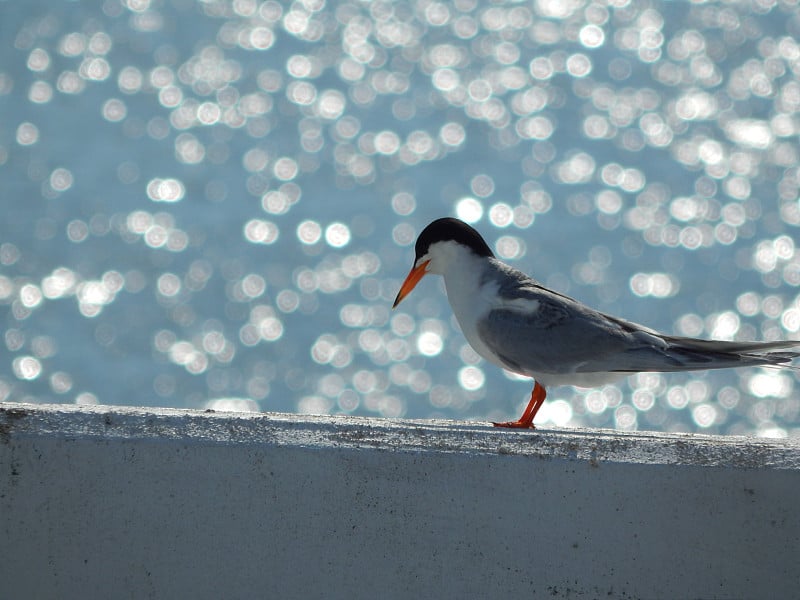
[{"x1": 393, "y1": 217, "x2": 800, "y2": 429}]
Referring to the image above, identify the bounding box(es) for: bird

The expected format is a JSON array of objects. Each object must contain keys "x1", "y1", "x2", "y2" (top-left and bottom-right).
[{"x1": 392, "y1": 217, "x2": 800, "y2": 429}]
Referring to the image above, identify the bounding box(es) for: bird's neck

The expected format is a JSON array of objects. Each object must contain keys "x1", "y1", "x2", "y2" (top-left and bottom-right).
[
  {"x1": 442, "y1": 255, "x2": 510, "y2": 370},
  {"x1": 442, "y1": 254, "x2": 497, "y2": 323}
]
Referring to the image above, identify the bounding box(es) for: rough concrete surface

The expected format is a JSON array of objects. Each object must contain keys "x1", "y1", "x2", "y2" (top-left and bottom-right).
[{"x1": 2, "y1": 402, "x2": 799, "y2": 599}]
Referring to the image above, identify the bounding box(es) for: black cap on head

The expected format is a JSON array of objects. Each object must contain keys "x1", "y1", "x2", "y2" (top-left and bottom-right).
[{"x1": 415, "y1": 217, "x2": 494, "y2": 261}]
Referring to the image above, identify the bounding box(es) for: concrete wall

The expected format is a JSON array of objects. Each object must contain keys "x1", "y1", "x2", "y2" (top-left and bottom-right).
[{"x1": 1, "y1": 402, "x2": 799, "y2": 599}]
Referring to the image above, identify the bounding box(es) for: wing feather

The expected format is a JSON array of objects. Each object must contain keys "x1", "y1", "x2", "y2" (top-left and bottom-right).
[
  {"x1": 477, "y1": 289, "x2": 640, "y2": 375},
  {"x1": 475, "y1": 261, "x2": 799, "y2": 376}
]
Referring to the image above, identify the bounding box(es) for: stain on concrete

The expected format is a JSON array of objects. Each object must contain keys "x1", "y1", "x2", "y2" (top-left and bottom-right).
[{"x1": 0, "y1": 406, "x2": 30, "y2": 444}]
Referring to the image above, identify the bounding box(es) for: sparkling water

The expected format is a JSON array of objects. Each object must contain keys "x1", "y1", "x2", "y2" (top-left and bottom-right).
[{"x1": 2, "y1": 0, "x2": 799, "y2": 436}]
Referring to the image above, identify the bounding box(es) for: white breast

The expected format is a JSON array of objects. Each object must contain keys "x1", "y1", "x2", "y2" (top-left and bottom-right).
[{"x1": 440, "y1": 254, "x2": 508, "y2": 370}]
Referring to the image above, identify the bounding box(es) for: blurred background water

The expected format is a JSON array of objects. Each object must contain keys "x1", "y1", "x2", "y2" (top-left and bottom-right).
[{"x1": 1, "y1": 0, "x2": 800, "y2": 437}]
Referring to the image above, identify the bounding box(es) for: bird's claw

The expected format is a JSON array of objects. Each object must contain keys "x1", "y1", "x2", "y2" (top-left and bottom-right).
[{"x1": 491, "y1": 420, "x2": 536, "y2": 429}]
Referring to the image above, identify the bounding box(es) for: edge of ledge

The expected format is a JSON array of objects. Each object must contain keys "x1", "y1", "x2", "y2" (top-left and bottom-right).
[{"x1": 2, "y1": 401, "x2": 799, "y2": 470}]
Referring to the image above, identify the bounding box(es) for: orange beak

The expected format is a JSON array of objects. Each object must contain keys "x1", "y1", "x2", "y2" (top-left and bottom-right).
[{"x1": 392, "y1": 260, "x2": 430, "y2": 308}]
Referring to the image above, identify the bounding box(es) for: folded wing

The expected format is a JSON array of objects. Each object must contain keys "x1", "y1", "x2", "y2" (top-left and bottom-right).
[{"x1": 477, "y1": 281, "x2": 799, "y2": 376}]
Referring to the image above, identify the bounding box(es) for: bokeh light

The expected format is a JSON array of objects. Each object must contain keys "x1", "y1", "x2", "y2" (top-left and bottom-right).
[{"x1": 1, "y1": 0, "x2": 799, "y2": 437}]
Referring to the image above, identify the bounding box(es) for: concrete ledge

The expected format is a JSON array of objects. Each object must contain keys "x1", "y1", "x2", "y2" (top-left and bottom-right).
[{"x1": 2, "y1": 402, "x2": 799, "y2": 599}]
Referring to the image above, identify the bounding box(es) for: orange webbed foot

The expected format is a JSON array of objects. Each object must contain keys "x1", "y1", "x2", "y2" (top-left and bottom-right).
[
  {"x1": 492, "y1": 381, "x2": 547, "y2": 431},
  {"x1": 491, "y1": 420, "x2": 536, "y2": 429}
]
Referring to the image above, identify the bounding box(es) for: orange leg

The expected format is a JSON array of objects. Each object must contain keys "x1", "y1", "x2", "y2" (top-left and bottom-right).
[{"x1": 492, "y1": 381, "x2": 547, "y2": 429}]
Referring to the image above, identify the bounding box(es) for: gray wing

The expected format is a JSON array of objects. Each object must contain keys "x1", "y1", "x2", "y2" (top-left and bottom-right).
[
  {"x1": 477, "y1": 275, "x2": 799, "y2": 375},
  {"x1": 476, "y1": 286, "x2": 652, "y2": 375}
]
